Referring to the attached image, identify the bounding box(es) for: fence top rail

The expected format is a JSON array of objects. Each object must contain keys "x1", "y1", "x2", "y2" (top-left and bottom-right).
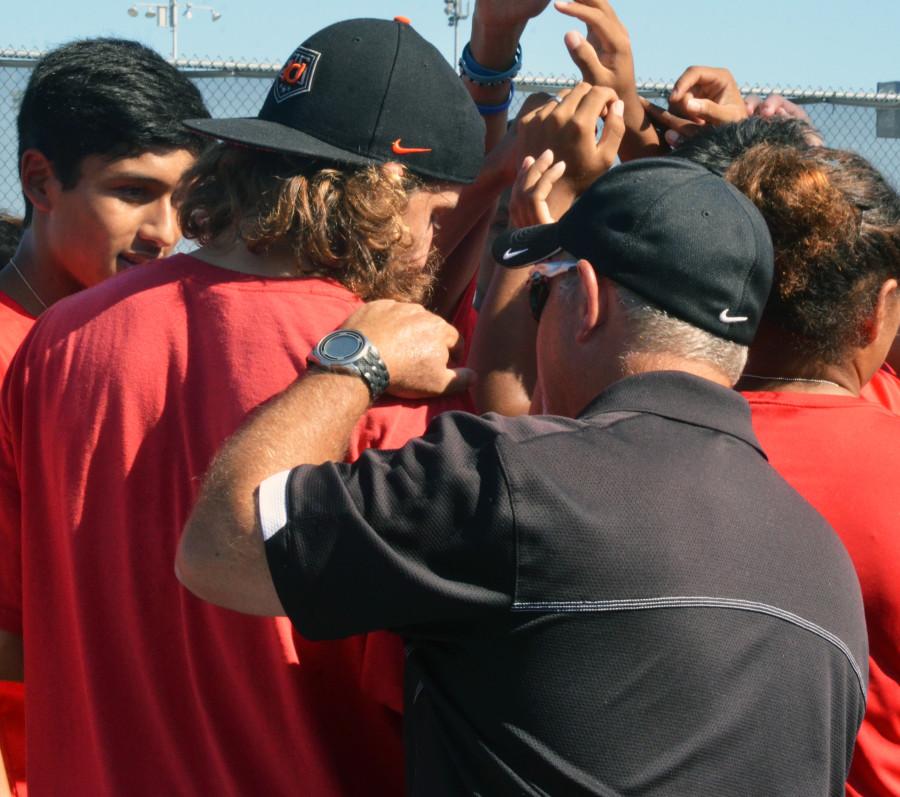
[
  {"x1": 2, "y1": 48, "x2": 899, "y2": 107},
  {"x1": 0, "y1": 48, "x2": 285, "y2": 74},
  {"x1": 520, "y1": 78, "x2": 900, "y2": 108}
]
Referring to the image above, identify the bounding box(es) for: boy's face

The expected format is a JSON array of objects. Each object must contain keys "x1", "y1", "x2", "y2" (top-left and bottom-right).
[
  {"x1": 43, "y1": 148, "x2": 196, "y2": 288},
  {"x1": 400, "y1": 185, "x2": 461, "y2": 269}
]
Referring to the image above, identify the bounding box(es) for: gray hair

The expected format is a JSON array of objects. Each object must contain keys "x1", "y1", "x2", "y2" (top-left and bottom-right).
[{"x1": 615, "y1": 285, "x2": 748, "y2": 384}]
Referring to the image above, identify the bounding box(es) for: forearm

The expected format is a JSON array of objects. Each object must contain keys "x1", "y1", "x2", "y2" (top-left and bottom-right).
[
  {"x1": 434, "y1": 9, "x2": 536, "y2": 316},
  {"x1": 0, "y1": 631, "x2": 22, "y2": 682},
  {"x1": 177, "y1": 370, "x2": 370, "y2": 615},
  {"x1": 467, "y1": 13, "x2": 524, "y2": 151},
  {"x1": 432, "y1": 138, "x2": 515, "y2": 318},
  {"x1": 620, "y1": 93, "x2": 667, "y2": 161},
  {"x1": 0, "y1": 755, "x2": 11, "y2": 797},
  {"x1": 432, "y1": 210, "x2": 495, "y2": 320},
  {"x1": 470, "y1": 266, "x2": 536, "y2": 415}
]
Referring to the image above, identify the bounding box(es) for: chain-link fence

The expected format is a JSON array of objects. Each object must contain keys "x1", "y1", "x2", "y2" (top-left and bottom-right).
[
  {"x1": 2, "y1": 49, "x2": 900, "y2": 217},
  {"x1": 516, "y1": 76, "x2": 900, "y2": 191}
]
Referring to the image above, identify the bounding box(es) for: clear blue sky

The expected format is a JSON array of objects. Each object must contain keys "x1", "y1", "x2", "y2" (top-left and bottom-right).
[{"x1": 4, "y1": 0, "x2": 900, "y2": 91}]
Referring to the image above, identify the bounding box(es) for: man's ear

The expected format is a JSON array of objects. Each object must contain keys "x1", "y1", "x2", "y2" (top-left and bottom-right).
[
  {"x1": 575, "y1": 259, "x2": 601, "y2": 343},
  {"x1": 20, "y1": 149, "x2": 59, "y2": 213}
]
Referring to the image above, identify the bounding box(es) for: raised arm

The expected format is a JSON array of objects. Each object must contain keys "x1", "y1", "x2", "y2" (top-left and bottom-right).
[
  {"x1": 470, "y1": 88, "x2": 624, "y2": 415},
  {"x1": 641, "y1": 65, "x2": 749, "y2": 149},
  {"x1": 555, "y1": 0, "x2": 665, "y2": 160},
  {"x1": 467, "y1": 0, "x2": 552, "y2": 148},
  {"x1": 745, "y1": 94, "x2": 825, "y2": 145},
  {"x1": 431, "y1": 0, "x2": 552, "y2": 318},
  {"x1": 669, "y1": 65, "x2": 749, "y2": 126}
]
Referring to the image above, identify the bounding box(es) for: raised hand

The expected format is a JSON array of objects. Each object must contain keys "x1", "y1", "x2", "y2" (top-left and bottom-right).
[
  {"x1": 556, "y1": 0, "x2": 636, "y2": 99},
  {"x1": 555, "y1": 0, "x2": 665, "y2": 160},
  {"x1": 518, "y1": 84, "x2": 625, "y2": 214},
  {"x1": 639, "y1": 96, "x2": 703, "y2": 150},
  {"x1": 340, "y1": 301, "x2": 475, "y2": 398},
  {"x1": 745, "y1": 94, "x2": 825, "y2": 144},
  {"x1": 474, "y1": 0, "x2": 553, "y2": 30},
  {"x1": 668, "y1": 66, "x2": 749, "y2": 126},
  {"x1": 510, "y1": 149, "x2": 568, "y2": 228},
  {"x1": 485, "y1": 92, "x2": 559, "y2": 187}
]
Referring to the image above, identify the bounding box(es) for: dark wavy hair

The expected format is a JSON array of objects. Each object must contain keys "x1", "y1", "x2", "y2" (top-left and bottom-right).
[
  {"x1": 726, "y1": 145, "x2": 900, "y2": 362},
  {"x1": 675, "y1": 117, "x2": 816, "y2": 176},
  {"x1": 17, "y1": 38, "x2": 209, "y2": 223}
]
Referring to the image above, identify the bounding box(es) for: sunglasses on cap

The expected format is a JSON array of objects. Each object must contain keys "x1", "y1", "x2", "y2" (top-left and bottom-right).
[{"x1": 528, "y1": 259, "x2": 579, "y2": 321}]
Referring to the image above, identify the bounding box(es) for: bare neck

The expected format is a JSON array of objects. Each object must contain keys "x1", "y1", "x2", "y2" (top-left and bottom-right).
[
  {"x1": 192, "y1": 238, "x2": 310, "y2": 279},
  {"x1": 0, "y1": 228, "x2": 80, "y2": 316},
  {"x1": 550, "y1": 354, "x2": 733, "y2": 417},
  {"x1": 738, "y1": 324, "x2": 860, "y2": 396},
  {"x1": 621, "y1": 353, "x2": 734, "y2": 388}
]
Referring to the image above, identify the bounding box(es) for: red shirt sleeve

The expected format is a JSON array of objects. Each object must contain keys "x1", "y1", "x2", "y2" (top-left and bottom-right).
[
  {"x1": 0, "y1": 369, "x2": 22, "y2": 635},
  {"x1": 451, "y1": 274, "x2": 478, "y2": 367}
]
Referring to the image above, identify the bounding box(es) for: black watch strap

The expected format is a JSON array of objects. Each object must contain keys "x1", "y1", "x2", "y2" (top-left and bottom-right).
[{"x1": 353, "y1": 342, "x2": 390, "y2": 401}]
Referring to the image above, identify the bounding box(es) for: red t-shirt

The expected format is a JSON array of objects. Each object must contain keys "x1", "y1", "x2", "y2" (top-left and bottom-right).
[
  {"x1": 861, "y1": 364, "x2": 900, "y2": 415},
  {"x1": 0, "y1": 255, "x2": 466, "y2": 796},
  {"x1": 0, "y1": 292, "x2": 34, "y2": 797},
  {"x1": 0, "y1": 293, "x2": 35, "y2": 377},
  {"x1": 745, "y1": 391, "x2": 900, "y2": 797},
  {"x1": 452, "y1": 275, "x2": 478, "y2": 367}
]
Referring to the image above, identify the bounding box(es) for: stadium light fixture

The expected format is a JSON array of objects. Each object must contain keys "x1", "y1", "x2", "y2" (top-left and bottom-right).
[
  {"x1": 125, "y1": 0, "x2": 222, "y2": 61},
  {"x1": 442, "y1": 0, "x2": 470, "y2": 65}
]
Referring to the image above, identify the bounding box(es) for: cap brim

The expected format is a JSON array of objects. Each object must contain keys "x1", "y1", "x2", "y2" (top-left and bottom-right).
[
  {"x1": 492, "y1": 223, "x2": 562, "y2": 268},
  {"x1": 183, "y1": 117, "x2": 384, "y2": 168}
]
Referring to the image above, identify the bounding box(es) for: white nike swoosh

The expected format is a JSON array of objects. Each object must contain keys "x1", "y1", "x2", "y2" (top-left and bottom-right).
[
  {"x1": 503, "y1": 247, "x2": 529, "y2": 261},
  {"x1": 719, "y1": 309, "x2": 749, "y2": 323}
]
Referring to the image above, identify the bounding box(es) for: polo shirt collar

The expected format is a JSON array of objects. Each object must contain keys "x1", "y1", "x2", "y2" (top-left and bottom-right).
[{"x1": 578, "y1": 371, "x2": 766, "y2": 457}]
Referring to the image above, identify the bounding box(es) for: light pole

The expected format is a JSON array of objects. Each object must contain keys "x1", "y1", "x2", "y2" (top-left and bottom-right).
[
  {"x1": 127, "y1": 1, "x2": 222, "y2": 61},
  {"x1": 443, "y1": 0, "x2": 470, "y2": 66}
]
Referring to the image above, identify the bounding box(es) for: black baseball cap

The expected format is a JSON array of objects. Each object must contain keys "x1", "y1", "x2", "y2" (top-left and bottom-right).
[
  {"x1": 493, "y1": 158, "x2": 774, "y2": 345},
  {"x1": 184, "y1": 18, "x2": 485, "y2": 184}
]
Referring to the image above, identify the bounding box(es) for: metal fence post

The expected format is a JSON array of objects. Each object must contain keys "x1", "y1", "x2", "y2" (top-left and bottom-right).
[{"x1": 877, "y1": 81, "x2": 900, "y2": 139}]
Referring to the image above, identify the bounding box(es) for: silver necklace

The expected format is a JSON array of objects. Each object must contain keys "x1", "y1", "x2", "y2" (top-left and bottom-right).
[
  {"x1": 6, "y1": 256, "x2": 48, "y2": 312},
  {"x1": 742, "y1": 373, "x2": 844, "y2": 389}
]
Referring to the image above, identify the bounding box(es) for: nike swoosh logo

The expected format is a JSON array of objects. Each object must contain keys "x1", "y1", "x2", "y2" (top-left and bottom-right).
[
  {"x1": 719, "y1": 309, "x2": 749, "y2": 323},
  {"x1": 503, "y1": 248, "x2": 529, "y2": 261},
  {"x1": 391, "y1": 138, "x2": 432, "y2": 155}
]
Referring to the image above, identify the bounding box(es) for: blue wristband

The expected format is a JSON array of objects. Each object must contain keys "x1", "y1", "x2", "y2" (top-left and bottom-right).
[
  {"x1": 459, "y1": 42, "x2": 522, "y2": 87},
  {"x1": 475, "y1": 83, "x2": 515, "y2": 116}
]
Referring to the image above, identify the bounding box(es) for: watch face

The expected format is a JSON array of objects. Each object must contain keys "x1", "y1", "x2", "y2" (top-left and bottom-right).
[{"x1": 321, "y1": 331, "x2": 365, "y2": 362}]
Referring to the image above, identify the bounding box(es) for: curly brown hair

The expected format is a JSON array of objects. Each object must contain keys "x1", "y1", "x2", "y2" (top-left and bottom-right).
[
  {"x1": 176, "y1": 145, "x2": 437, "y2": 302},
  {"x1": 726, "y1": 145, "x2": 900, "y2": 363}
]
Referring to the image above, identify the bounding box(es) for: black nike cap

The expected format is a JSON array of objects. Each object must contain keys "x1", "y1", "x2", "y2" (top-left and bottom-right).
[
  {"x1": 184, "y1": 18, "x2": 485, "y2": 184},
  {"x1": 494, "y1": 158, "x2": 774, "y2": 345}
]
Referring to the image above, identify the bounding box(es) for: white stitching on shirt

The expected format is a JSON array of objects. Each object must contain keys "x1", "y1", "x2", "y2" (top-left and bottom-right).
[
  {"x1": 512, "y1": 595, "x2": 866, "y2": 699},
  {"x1": 257, "y1": 470, "x2": 292, "y2": 542}
]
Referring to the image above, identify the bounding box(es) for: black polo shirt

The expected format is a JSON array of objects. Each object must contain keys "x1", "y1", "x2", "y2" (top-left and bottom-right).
[{"x1": 259, "y1": 371, "x2": 867, "y2": 796}]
